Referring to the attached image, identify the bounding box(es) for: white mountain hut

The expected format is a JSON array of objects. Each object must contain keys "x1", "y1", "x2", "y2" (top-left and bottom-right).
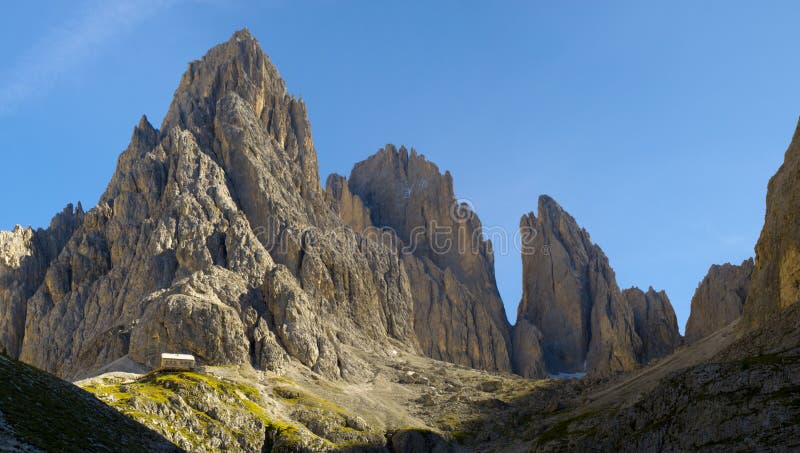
[{"x1": 159, "y1": 353, "x2": 196, "y2": 371}]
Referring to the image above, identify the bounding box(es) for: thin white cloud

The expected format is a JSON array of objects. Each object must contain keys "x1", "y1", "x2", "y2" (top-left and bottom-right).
[{"x1": 0, "y1": 0, "x2": 177, "y2": 114}]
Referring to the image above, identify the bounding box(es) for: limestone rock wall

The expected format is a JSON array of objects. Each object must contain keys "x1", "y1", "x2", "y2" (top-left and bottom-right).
[
  {"x1": 325, "y1": 173, "x2": 372, "y2": 233},
  {"x1": 344, "y1": 145, "x2": 515, "y2": 373},
  {"x1": 515, "y1": 195, "x2": 641, "y2": 376},
  {"x1": 685, "y1": 259, "x2": 753, "y2": 344},
  {"x1": 9, "y1": 30, "x2": 420, "y2": 380},
  {"x1": 0, "y1": 205, "x2": 83, "y2": 358},
  {"x1": 622, "y1": 286, "x2": 682, "y2": 362},
  {"x1": 744, "y1": 119, "x2": 800, "y2": 327}
]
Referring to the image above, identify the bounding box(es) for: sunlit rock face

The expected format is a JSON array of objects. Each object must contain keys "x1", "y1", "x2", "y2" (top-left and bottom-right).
[
  {"x1": 1, "y1": 29, "x2": 528, "y2": 381},
  {"x1": 745, "y1": 119, "x2": 800, "y2": 328},
  {"x1": 6, "y1": 30, "x2": 425, "y2": 380},
  {"x1": 0, "y1": 205, "x2": 84, "y2": 358}
]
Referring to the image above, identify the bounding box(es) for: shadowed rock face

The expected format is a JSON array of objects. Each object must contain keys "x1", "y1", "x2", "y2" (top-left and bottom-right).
[
  {"x1": 745, "y1": 119, "x2": 800, "y2": 327},
  {"x1": 512, "y1": 318, "x2": 546, "y2": 378},
  {"x1": 622, "y1": 287, "x2": 682, "y2": 363},
  {"x1": 0, "y1": 354, "x2": 180, "y2": 452},
  {"x1": 685, "y1": 259, "x2": 753, "y2": 344},
  {"x1": 515, "y1": 195, "x2": 641, "y2": 376},
  {"x1": 8, "y1": 29, "x2": 424, "y2": 380},
  {"x1": 342, "y1": 145, "x2": 515, "y2": 373}
]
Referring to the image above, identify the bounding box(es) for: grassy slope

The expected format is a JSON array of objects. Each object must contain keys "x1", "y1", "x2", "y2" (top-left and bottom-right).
[{"x1": 82, "y1": 369, "x2": 387, "y2": 452}]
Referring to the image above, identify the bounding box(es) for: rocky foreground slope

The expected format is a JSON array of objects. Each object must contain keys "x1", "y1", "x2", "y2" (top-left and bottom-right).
[
  {"x1": 0, "y1": 354, "x2": 179, "y2": 452},
  {"x1": 528, "y1": 307, "x2": 800, "y2": 452},
  {"x1": 77, "y1": 350, "x2": 540, "y2": 452}
]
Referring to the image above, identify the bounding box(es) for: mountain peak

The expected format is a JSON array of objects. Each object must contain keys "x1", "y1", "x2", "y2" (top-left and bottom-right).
[
  {"x1": 536, "y1": 194, "x2": 564, "y2": 217},
  {"x1": 161, "y1": 28, "x2": 289, "y2": 136},
  {"x1": 532, "y1": 195, "x2": 585, "y2": 238},
  {"x1": 160, "y1": 28, "x2": 320, "y2": 198},
  {"x1": 518, "y1": 194, "x2": 642, "y2": 376},
  {"x1": 230, "y1": 27, "x2": 256, "y2": 42}
]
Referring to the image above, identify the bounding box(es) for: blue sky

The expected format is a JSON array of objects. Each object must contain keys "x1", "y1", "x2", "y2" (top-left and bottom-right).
[{"x1": 1, "y1": 1, "x2": 797, "y2": 332}]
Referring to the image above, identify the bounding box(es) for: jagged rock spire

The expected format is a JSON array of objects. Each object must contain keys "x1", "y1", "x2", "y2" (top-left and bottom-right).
[
  {"x1": 0, "y1": 204, "x2": 84, "y2": 358},
  {"x1": 344, "y1": 144, "x2": 514, "y2": 372},
  {"x1": 516, "y1": 195, "x2": 641, "y2": 376},
  {"x1": 162, "y1": 29, "x2": 320, "y2": 200}
]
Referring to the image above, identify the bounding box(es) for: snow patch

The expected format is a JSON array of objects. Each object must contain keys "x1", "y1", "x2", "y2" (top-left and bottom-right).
[{"x1": 547, "y1": 371, "x2": 587, "y2": 379}]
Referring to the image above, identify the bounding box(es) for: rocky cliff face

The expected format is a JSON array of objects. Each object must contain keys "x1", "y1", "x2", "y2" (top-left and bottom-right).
[
  {"x1": 7, "y1": 30, "x2": 425, "y2": 380},
  {"x1": 622, "y1": 287, "x2": 682, "y2": 363},
  {"x1": 685, "y1": 259, "x2": 753, "y2": 344},
  {"x1": 515, "y1": 195, "x2": 641, "y2": 376},
  {"x1": 338, "y1": 145, "x2": 514, "y2": 373},
  {"x1": 0, "y1": 205, "x2": 83, "y2": 358},
  {"x1": 745, "y1": 119, "x2": 800, "y2": 327},
  {"x1": 324, "y1": 173, "x2": 372, "y2": 233}
]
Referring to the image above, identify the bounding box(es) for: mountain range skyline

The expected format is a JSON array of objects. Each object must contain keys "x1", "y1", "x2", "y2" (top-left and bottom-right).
[
  {"x1": 2, "y1": 1, "x2": 798, "y2": 332},
  {"x1": 2, "y1": 21, "x2": 800, "y2": 451}
]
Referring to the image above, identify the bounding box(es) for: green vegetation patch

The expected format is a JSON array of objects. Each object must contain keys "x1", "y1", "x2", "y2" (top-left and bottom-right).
[{"x1": 84, "y1": 370, "x2": 276, "y2": 451}]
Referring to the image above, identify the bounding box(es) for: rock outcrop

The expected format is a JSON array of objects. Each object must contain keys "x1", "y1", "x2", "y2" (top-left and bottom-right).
[
  {"x1": 685, "y1": 258, "x2": 754, "y2": 344},
  {"x1": 325, "y1": 173, "x2": 372, "y2": 233},
  {"x1": 0, "y1": 205, "x2": 83, "y2": 358},
  {"x1": 511, "y1": 318, "x2": 547, "y2": 379},
  {"x1": 745, "y1": 119, "x2": 800, "y2": 327},
  {"x1": 7, "y1": 30, "x2": 424, "y2": 380},
  {"x1": 515, "y1": 195, "x2": 641, "y2": 376},
  {"x1": 341, "y1": 145, "x2": 515, "y2": 373},
  {"x1": 83, "y1": 369, "x2": 388, "y2": 452},
  {"x1": 622, "y1": 287, "x2": 682, "y2": 363},
  {"x1": 532, "y1": 354, "x2": 800, "y2": 452}
]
